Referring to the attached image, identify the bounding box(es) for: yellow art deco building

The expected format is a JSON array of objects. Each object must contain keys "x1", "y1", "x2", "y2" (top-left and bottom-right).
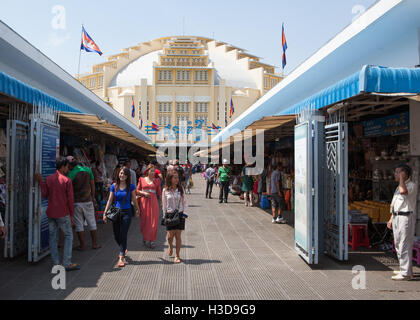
[{"x1": 77, "y1": 36, "x2": 283, "y2": 146}]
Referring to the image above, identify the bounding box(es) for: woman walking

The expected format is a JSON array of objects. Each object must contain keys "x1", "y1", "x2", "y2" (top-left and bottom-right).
[
  {"x1": 137, "y1": 164, "x2": 162, "y2": 249},
  {"x1": 103, "y1": 167, "x2": 140, "y2": 268},
  {"x1": 162, "y1": 171, "x2": 188, "y2": 264},
  {"x1": 241, "y1": 163, "x2": 254, "y2": 207}
]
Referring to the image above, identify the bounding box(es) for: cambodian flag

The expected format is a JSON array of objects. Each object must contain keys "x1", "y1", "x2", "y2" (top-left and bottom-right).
[
  {"x1": 230, "y1": 98, "x2": 234, "y2": 118},
  {"x1": 139, "y1": 115, "x2": 143, "y2": 129},
  {"x1": 151, "y1": 123, "x2": 159, "y2": 132},
  {"x1": 282, "y1": 23, "x2": 287, "y2": 69},
  {"x1": 81, "y1": 26, "x2": 103, "y2": 56},
  {"x1": 131, "y1": 98, "x2": 135, "y2": 118}
]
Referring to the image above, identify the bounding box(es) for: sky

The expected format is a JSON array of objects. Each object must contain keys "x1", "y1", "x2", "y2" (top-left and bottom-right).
[{"x1": 0, "y1": 0, "x2": 378, "y2": 77}]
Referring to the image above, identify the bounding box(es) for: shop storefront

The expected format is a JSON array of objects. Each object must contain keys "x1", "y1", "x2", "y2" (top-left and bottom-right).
[
  {"x1": 211, "y1": 0, "x2": 420, "y2": 265},
  {"x1": 0, "y1": 22, "x2": 155, "y2": 262}
]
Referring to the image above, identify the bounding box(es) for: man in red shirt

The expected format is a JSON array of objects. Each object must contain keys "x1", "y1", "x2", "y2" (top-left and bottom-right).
[{"x1": 35, "y1": 157, "x2": 80, "y2": 271}]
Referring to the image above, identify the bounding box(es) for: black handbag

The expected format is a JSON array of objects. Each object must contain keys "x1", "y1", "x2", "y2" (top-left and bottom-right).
[
  {"x1": 106, "y1": 205, "x2": 121, "y2": 222},
  {"x1": 163, "y1": 192, "x2": 182, "y2": 227}
]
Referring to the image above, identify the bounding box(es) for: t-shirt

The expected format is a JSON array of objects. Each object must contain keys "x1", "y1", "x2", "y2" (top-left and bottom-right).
[
  {"x1": 111, "y1": 183, "x2": 136, "y2": 210},
  {"x1": 218, "y1": 166, "x2": 231, "y2": 182},
  {"x1": 270, "y1": 169, "x2": 282, "y2": 195},
  {"x1": 69, "y1": 165, "x2": 94, "y2": 203}
]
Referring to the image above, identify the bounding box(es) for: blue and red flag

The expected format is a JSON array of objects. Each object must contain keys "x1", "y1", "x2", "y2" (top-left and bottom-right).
[
  {"x1": 81, "y1": 26, "x2": 103, "y2": 56},
  {"x1": 230, "y1": 98, "x2": 234, "y2": 118},
  {"x1": 131, "y1": 98, "x2": 135, "y2": 118},
  {"x1": 139, "y1": 114, "x2": 143, "y2": 129},
  {"x1": 151, "y1": 123, "x2": 159, "y2": 132},
  {"x1": 282, "y1": 23, "x2": 287, "y2": 69},
  {"x1": 212, "y1": 123, "x2": 219, "y2": 132}
]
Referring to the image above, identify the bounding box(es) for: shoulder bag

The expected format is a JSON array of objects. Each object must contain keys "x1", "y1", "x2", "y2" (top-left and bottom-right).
[
  {"x1": 163, "y1": 191, "x2": 182, "y2": 227},
  {"x1": 105, "y1": 184, "x2": 122, "y2": 222}
]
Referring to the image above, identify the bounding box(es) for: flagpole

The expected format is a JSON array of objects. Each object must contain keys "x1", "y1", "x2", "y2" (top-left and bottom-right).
[{"x1": 77, "y1": 24, "x2": 83, "y2": 80}]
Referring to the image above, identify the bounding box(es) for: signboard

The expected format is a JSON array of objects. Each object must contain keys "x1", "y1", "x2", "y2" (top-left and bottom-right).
[
  {"x1": 294, "y1": 123, "x2": 310, "y2": 255},
  {"x1": 363, "y1": 112, "x2": 409, "y2": 137},
  {"x1": 40, "y1": 124, "x2": 60, "y2": 251}
]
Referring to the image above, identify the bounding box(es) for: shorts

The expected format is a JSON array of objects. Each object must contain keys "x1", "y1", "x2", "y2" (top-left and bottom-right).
[
  {"x1": 74, "y1": 202, "x2": 97, "y2": 232},
  {"x1": 270, "y1": 194, "x2": 285, "y2": 210}
]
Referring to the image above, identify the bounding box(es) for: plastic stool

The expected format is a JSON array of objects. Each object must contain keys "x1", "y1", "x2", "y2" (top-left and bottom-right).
[
  {"x1": 348, "y1": 224, "x2": 370, "y2": 250},
  {"x1": 96, "y1": 211, "x2": 104, "y2": 222},
  {"x1": 260, "y1": 195, "x2": 270, "y2": 209}
]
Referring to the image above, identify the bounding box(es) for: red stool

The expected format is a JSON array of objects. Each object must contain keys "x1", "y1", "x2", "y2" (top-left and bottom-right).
[
  {"x1": 96, "y1": 211, "x2": 104, "y2": 222},
  {"x1": 348, "y1": 224, "x2": 370, "y2": 250}
]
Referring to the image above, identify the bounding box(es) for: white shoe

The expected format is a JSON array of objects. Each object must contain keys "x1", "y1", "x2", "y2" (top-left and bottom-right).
[
  {"x1": 393, "y1": 270, "x2": 400, "y2": 275},
  {"x1": 391, "y1": 274, "x2": 413, "y2": 281},
  {"x1": 272, "y1": 218, "x2": 276, "y2": 224},
  {"x1": 276, "y1": 217, "x2": 287, "y2": 224}
]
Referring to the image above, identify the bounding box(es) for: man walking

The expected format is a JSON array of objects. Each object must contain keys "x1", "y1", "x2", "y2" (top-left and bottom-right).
[
  {"x1": 35, "y1": 157, "x2": 80, "y2": 271},
  {"x1": 204, "y1": 164, "x2": 216, "y2": 199},
  {"x1": 387, "y1": 164, "x2": 418, "y2": 281},
  {"x1": 67, "y1": 156, "x2": 101, "y2": 251},
  {"x1": 270, "y1": 163, "x2": 287, "y2": 224},
  {"x1": 217, "y1": 159, "x2": 231, "y2": 203}
]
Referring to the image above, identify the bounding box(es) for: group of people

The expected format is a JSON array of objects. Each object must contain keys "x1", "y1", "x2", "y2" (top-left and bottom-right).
[
  {"x1": 202, "y1": 160, "x2": 287, "y2": 224},
  {"x1": 36, "y1": 156, "x2": 191, "y2": 271}
]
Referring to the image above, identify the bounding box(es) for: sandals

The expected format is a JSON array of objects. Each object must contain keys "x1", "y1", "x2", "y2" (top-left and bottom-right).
[
  {"x1": 168, "y1": 246, "x2": 173, "y2": 257},
  {"x1": 65, "y1": 263, "x2": 81, "y2": 271},
  {"x1": 150, "y1": 242, "x2": 156, "y2": 249},
  {"x1": 117, "y1": 257, "x2": 125, "y2": 268},
  {"x1": 174, "y1": 256, "x2": 181, "y2": 264}
]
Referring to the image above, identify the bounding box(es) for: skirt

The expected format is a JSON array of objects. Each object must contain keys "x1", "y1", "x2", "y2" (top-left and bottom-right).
[{"x1": 166, "y1": 215, "x2": 186, "y2": 231}]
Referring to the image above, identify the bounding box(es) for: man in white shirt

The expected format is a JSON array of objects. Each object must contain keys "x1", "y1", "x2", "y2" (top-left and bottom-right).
[
  {"x1": 387, "y1": 164, "x2": 418, "y2": 281},
  {"x1": 204, "y1": 164, "x2": 216, "y2": 199},
  {"x1": 0, "y1": 214, "x2": 5, "y2": 239}
]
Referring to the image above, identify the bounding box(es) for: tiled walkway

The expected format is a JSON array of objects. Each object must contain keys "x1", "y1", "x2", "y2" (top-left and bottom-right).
[{"x1": 1, "y1": 175, "x2": 420, "y2": 300}]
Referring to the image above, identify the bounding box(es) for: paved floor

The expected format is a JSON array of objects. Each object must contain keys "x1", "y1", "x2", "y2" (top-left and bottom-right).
[{"x1": 1, "y1": 175, "x2": 420, "y2": 300}]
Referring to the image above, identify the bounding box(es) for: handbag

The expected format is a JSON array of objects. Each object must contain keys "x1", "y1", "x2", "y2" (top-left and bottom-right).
[
  {"x1": 163, "y1": 191, "x2": 182, "y2": 227},
  {"x1": 105, "y1": 183, "x2": 123, "y2": 222},
  {"x1": 106, "y1": 205, "x2": 121, "y2": 222}
]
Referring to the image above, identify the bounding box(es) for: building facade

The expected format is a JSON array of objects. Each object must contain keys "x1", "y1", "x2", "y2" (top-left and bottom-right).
[{"x1": 78, "y1": 36, "x2": 283, "y2": 145}]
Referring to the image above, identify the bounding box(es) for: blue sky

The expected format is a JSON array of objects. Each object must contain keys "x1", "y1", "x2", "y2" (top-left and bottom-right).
[{"x1": 0, "y1": 0, "x2": 378, "y2": 77}]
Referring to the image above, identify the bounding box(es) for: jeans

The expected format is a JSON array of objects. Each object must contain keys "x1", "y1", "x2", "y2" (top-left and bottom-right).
[
  {"x1": 206, "y1": 180, "x2": 214, "y2": 197},
  {"x1": 219, "y1": 181, "x2": 229, "y2": 202},
  {"x1": 112, "y1": 208, "x2": 132, "y2": 256},
  {"x1": 48, "y1": 216, "x2": 73, "y2": 267}
]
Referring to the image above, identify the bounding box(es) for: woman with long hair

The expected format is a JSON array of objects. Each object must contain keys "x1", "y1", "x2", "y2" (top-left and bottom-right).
[
  {"x1": 162, "y1": 171, "x2": 188, "y2": 264},
  {"x1": 103, "y1": 167, "x2": 140, "y2": 268},
  {"x1": 137, "y1": 164, "x2": 162, "y2": 249}
]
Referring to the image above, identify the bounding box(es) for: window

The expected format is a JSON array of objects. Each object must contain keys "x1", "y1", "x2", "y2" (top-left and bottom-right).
[
  {"x1": 158, "y1": 102, "x2": 172, "y2": 113},
  {"x1": 217, "y1": 102, "x2": 220, "y2": 121},
  {"x1": 158, "y1": 114, "x2": 171, "y2": 126},
  {"x1": 195, "y1": 115, "x2": 208, "y2": 126},
  {"x1": 158, "y1": 70, "x2": 172, "y2": 81},
  {"x1": 81, "y1": 79, "x2": 87, "y2": 86},
  {"x1": 176, "y1": 102, "x2": 190, "y2": 113},
  {"x1": 147, "y1": 101, "x2": 149, "y2": 120},
  {"x1": 194, "y1": 70, "x2": 208, "y2": 81},
  {"x1": 98, "y1": 76, "x2": 103, "y2": 88},
  {"x1": 176, "y1": 115, "x2": 190, "y2": 125},
  {"x1": 264, "y1": 77, "x2": 269, "y2": 88},
  {"x1": 194, "y1": 102, "x2": 208, "y2": 113},
  {"x1": 271, "y1": 78, "x2": 278, "y2": 88},
  {"x1": 89, "y1": 77, "x2": 96, "y2": 88},
  {"x1": 176, "y1": 70, "x2": 190, "y2": 81}
]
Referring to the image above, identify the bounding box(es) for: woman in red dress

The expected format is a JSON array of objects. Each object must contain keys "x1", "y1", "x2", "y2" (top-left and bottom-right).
[{"x1": 137, "y1": 164, "x2": 162, "y2": 249}]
